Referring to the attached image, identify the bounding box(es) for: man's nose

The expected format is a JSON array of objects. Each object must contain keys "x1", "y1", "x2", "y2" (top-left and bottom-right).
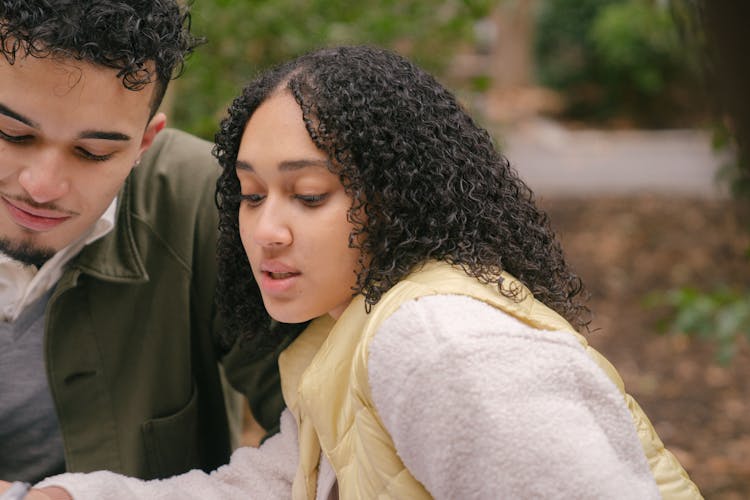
[{"x1": 17, "y1": 150, "x2": 70, "y2": 203}]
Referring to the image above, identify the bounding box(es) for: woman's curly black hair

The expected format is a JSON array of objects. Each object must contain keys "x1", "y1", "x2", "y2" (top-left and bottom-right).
[
  {"x1": 214, "y1": 45, "x2": 589, "y2": 353},
  {"x1": 0, "y1": 0, "x2": 202, "y2": 116}
]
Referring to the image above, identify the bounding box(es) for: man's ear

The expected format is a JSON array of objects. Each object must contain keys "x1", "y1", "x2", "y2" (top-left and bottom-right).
[{"x1": 137, "y1": 112, "x2": 167, "y2": 159}]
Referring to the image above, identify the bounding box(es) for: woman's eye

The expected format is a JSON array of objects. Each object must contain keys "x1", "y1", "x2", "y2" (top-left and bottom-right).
[
  {"x1": 239, "y1": 193, "x2": 265, "y2": 206},
  {"x1": 0, "y1": 129, "x2": 32, "y2": 143},
  {"x1": 296, "y1": 194, "x2": 328, "y2": 207}
]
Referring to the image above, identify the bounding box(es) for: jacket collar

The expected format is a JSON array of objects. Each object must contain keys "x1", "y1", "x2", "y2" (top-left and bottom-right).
[{"x1": 69, "y1": 174, "x2": 149, "y2": 284}]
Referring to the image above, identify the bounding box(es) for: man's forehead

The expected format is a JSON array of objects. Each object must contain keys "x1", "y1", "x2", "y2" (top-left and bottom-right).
[
  {"x1": 0, "y1": 53, "x2": 157, "y2": 131},
  {"x1": 0, "y1": 44, "x2": 155, "y2": 88}
]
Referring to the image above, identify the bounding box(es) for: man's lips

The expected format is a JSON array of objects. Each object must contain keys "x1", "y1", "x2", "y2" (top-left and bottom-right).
[{"x1": 1, "y1": 197, "x2": 73, "y2": 232}]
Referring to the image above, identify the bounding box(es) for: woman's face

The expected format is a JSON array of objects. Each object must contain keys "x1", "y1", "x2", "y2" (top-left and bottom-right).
[{"x1": 235, "y1": 91, "x2": 360, "y2": 323}]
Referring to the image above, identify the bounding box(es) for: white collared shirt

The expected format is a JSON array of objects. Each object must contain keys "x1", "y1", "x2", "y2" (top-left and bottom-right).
[{"x1": 0, "y1": 198, "x2": 117, "y2": 322}]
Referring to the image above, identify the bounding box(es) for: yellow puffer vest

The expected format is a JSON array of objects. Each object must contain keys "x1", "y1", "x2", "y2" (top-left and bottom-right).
[{"x1": 278, "y1": 261, "x2": 702, "y2": 499}]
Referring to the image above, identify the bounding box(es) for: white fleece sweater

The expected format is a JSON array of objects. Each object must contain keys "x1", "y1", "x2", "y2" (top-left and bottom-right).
[{"x1": 38, "y1": 294, "x2": 659, "y2": 499}]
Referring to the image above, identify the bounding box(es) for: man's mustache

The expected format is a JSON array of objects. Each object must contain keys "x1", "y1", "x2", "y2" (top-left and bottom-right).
[{"x1": 0, "y1": 192, "x2": 77, "y2": 215}]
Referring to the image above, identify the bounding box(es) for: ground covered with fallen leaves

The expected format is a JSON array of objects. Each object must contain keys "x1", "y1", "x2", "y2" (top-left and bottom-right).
[{"x1": 543, "y1": 195, "x2": 750, "y2": 499}]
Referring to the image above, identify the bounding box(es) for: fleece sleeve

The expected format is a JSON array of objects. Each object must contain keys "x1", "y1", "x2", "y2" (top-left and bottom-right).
[
  {"x1": 35, "y1": 409, "x2": 298, "y2": 499},
  {"x1": 368, "y1": 294, "x2": 660, "y2": 500}
]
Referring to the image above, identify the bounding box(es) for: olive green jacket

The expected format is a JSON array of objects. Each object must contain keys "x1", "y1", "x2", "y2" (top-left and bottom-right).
[{"x1": 44, "y1": 129, "x2": 285, "y2": 480}]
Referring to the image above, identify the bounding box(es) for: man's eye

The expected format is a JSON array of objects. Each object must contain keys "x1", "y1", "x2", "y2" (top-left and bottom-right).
[
  {"x1": 76, "y1": 147, "x2": 114, "y2": 162},
  {"x1": 296, "y1": 194, "x2": 328, "y2": 207},
  {"x1": 0, "y1": 129, "x2": 32, "y2": 143}
]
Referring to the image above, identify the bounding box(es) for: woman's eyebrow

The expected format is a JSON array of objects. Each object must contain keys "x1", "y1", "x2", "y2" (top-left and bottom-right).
[
  {"x1": 278, "y1": 159, "x2": 330, "y2": 171},
  {"x1": 236, "y1": 160, "x2": 254, "y2": 171},
  {"x1": 235, "y1": 158, "x2": 330, "y2": 172}
]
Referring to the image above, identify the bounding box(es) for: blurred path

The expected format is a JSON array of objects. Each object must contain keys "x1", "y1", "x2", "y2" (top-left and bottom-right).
[{"x1": 498, "y1": 118, "x2": 729, "y2": 198}]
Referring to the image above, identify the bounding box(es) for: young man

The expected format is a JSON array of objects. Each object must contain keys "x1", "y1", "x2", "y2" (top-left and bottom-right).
[{"x1": 0, "y1": 0, "x2": 284, "y2": 487}]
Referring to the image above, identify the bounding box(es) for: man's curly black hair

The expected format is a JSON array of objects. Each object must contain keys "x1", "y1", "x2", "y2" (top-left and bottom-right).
[
  {"x1": 0, "y1": 0, "x2": 201, "y2": 116},
  {"x1": 214, "y1": 45, "x2": 589, "y2": 353}
]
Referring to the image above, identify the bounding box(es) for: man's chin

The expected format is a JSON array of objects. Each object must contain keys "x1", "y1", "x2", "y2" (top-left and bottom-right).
[{"x1": 0, "y1": 237, "x2": 56, "y2": 268}]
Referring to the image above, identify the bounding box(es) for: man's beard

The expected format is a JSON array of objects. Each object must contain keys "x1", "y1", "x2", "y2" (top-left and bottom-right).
[{"x1": 0, "y1": 237, "x2": 56, "y2": 268}]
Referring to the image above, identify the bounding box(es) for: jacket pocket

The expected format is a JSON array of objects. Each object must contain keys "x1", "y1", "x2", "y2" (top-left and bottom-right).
[{"x1": 141, "y1": 385, "x2": 200, "y2": 478}]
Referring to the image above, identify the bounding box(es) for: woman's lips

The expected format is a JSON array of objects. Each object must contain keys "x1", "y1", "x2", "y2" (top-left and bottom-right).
[
  {"x1": 258, "y1": 269, "x2": 302, "y2": 294},
  {"x1": 2, "y1": 197, "x2": 72, "y2": 232},
  {"x1": 268, "y1": 271, "x2": 297, "y2": 279}
]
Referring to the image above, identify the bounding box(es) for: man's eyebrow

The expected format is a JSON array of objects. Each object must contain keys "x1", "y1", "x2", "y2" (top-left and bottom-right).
[
  {"x1": 0, "y1": 103, "x2": 131, "y2": 141},
  {"x1": 79, "y1": 130, "x2": 131, "y2": 141},
  {"x1": 0, "y1": 103, "x2": 38, "y2": 128},
  {"x1": 235, "y1": 159, "x2": 331, "y2": 172}
]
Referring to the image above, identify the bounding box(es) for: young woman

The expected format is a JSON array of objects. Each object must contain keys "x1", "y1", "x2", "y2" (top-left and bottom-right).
[{"x1": 25, "y1": 46, "x2": 701, "y2": 499}]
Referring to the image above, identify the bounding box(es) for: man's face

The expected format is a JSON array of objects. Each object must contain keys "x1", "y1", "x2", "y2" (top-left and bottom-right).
[{"x1": 0, "y1": 54, "x2": 165, "y2": 265}]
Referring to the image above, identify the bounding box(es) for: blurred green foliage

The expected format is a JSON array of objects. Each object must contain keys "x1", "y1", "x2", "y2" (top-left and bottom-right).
[
  {"x1": 590, "y1": 2, "x2": 683, "y2": 96},
  {"x1": 648, "y1": 287, "x2": 750, "y2": 364},
  {"x1": 534, "y1": 0, "x2": 700, "y2": 125},
  {"x1": 669, "y1": 0, "x2": 750, "y2": 199},
  {"x1": 648, "y1": 2, "x2": 750, "y2": 364},
  {"x1": 534, "y1": 0, "x2": 618, "y2": 91},
  {"x1": 713, "y1": 123, "x2": 750, "y2": 199},
  {"x1": 170, "y1": 0, "x2": 494, "y2": 139}
]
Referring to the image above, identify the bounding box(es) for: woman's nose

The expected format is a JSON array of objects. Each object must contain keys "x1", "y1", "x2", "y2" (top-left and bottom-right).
[{"x1": 248, "y1": 200, "x2": 293, "y2": 248}]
